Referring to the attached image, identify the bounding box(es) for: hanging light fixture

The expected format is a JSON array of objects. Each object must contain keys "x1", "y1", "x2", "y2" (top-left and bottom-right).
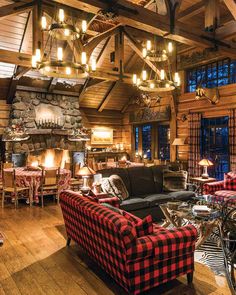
[
  {"x1": 132, "y1": 0, "x2": 180, "y2": 93},
  {"x1": 132, "y1": 38, "x2": 180, "y2": 93},
  {"x1": 32, "y1": 8, "x2": 96, "y2": 79}
]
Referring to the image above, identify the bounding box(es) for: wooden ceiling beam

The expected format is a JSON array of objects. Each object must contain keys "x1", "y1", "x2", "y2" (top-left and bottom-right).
[
  {"x1": 216, "y1": 20, "x2": 236, "y2": 39},
  {"x1": 124, "y1": 29, "x2": 160, "y2": 75},
  {"x1": 178, "y1": 1, "x2": 205, "y2": 22},
  {"x1": 97, "y1": 81, "x2": 119, "y2": 112},
  {"x1": 53, "y1": 0, "x2": 236, "y2": 57},
  {"x1": 96, "y1": 37, "x2": 112, "y2": 67},
  {"x1": 223, "y1": 0, "x2": 236, "y2": 20},
  {"x1": 84, "y1": 25, "x2": 121, "y2": 58},
  {"x1": 0, "y1": 0, "x2": 34, "y2": 19}
]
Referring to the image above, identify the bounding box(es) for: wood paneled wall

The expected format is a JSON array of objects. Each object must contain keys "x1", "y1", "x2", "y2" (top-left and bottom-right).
[
  {"x1": 0, "y1": 100, "x2": 10, "y2": 135},
  {"x1": 177, "y1": 83, "x2": 236, "y2": 161},
  {"x1": 80, "y1": 108, "x2": 124, "y2": 147}
]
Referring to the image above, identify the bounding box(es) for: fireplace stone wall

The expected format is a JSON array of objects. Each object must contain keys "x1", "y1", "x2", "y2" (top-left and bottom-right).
[{"x1": 6, "y1": 90, "x2": 84, "y2": 155}]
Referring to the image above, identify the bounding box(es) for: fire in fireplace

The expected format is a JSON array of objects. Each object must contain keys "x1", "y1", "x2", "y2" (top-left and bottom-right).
[{"x1": 28, "y1": 149, "x2": 70, "y2": 168}]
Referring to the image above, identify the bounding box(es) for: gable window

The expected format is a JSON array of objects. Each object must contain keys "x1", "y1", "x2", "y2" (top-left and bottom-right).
[
  {"x1": 186, "y1": 58, "x2": 236, "y2": 93},
  {"x1": 201, "y1": 116, "x2": 229, "y2": 180}
]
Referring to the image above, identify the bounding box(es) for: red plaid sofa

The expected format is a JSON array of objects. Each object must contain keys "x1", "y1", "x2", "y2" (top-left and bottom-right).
[
  {"x1": 60, "y1": 190, "x2": 198, "y2": 295},
  {"x1": 203, "y1": 172, "x2": 236, "y2": 205}
]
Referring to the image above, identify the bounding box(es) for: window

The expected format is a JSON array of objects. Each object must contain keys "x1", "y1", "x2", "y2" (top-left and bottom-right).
[
  {"x1": 142, "y1": 125, "x2": 152, "y2": 159},
  {"x1": 158, "y1": 125, "x2": 170, "y2": 160},
  {"x1": 201, "y1": 116, "x2": 229, "y2": 180},
  {"x1": 134, "y1": 126, "x2": 139, "y2": 153},
  {"x1": 186, "y1": 58, "x2": 236, "y2": 93}
]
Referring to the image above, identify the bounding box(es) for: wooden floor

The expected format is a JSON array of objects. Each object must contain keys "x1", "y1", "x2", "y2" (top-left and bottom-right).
[{"x1": 0, "y1": 202, "x2": 232, "y2": 295}]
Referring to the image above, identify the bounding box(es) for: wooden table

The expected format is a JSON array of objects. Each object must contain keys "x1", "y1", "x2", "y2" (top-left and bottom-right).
[
  {"x1": 190, "y1": 177, "x2": 216, "y2": 195},
  {"x1": 160, "y1": 203, "x2": 220, "y2": 249}
]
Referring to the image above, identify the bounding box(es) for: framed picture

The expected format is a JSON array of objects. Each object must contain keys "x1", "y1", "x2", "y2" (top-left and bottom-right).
[{"x1": 91, "y1": 128, "x2": 113, "y2": 145}]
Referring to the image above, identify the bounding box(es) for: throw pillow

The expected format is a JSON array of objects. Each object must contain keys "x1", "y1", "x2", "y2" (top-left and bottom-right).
[
  {"x1": 224, "y1": 172, "x2": 236, "y2": 190},
  {"x1": 163, "y1": 169, "x2": 188, "y2": 192},
  {"x1": 101, "y1": 175, "x2": 129, "y2": 201},
  {"x1": 123, "y1": 211, "x2": 153, "y2": 237}
]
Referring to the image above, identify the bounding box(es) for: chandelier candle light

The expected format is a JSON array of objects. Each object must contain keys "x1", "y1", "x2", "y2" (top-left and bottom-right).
[
  {"x1": 133, "y1": 38, "x2": 181, "y2": 93},
  {"x1": 32, "y1": 8, "x2": 96, "y2": 79}
]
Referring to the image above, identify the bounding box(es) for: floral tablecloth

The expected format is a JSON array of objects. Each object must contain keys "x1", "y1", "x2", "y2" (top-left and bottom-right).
[{"x1": 4, "y1": 167, "x2": 71, "y2": 201}]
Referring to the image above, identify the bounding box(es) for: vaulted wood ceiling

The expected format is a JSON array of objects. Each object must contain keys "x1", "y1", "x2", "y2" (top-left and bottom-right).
[{"x1": 0, "y1": 0, "x2": 235, "y2": 111}]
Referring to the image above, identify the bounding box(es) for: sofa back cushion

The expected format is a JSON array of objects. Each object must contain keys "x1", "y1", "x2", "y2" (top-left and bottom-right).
[
  {"x1": 224, "y1": 172, "x2": 236, "y2": 190},
  {"x1": 127, "y1": 166, "x2": 156, "y2": 196},
  {"x1": 97, "y1": 168, "x2": 131, "y2": 194},
  {"x1": 163, "y1": 170, "x2": 188, "y2": 192},
  {"x1": 101, "y1": 175, "x2": 129, "y2": 200}
]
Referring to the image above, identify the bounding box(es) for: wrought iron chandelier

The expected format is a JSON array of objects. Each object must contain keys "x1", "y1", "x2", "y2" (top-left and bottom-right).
[
  {"x1": 132, "y1": 38, "x2": 180, "y2": 93},
  {"x1": 31, "y1": 8, "x2": 96, "y2": 79}
]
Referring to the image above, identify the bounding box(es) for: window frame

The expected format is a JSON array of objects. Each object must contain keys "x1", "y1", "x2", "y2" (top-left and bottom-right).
[{"x1": 185, "y1": 58, "x2": 235, "y2": 93}]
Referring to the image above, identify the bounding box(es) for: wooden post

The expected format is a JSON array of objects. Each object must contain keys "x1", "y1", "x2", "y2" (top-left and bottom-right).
[
  {"x1": 114, "y1": 28, "x2": 124, "y2": 77},
  {"x1": 205, "y1": 0, "x2": 220, "y2": 32},
  {"x1": 32, "y1": 0, "x2": 42, "y2": 54}
]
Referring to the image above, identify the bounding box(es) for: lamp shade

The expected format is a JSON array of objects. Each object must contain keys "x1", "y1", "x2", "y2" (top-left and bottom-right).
[
  {"x1": 198, "y1": 159, "x2": 213, "y2": 166},
  {"x1": 172, "y1": 138, "x2": 186, "y2": 146},
  {"x1": 77, "y1": 166, "x2": 96, "y2": 177}
]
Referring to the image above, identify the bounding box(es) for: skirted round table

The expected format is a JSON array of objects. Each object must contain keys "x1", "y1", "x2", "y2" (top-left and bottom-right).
[{"x1": 4, "y1": 167, "x2": 71, "y2": 202}]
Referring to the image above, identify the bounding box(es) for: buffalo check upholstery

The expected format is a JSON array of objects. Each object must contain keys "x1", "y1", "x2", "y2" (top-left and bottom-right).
[
  {"x1": 60, "y1": 190, "x2": 197, "y2": 295},
  {"x1": 203, "y1": 175, "x2": 236, "y2": 205}
]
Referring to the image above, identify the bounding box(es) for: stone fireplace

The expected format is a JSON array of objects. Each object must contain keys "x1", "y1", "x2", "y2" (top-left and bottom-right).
[{"x1": 5, "y1": 90, "x2": 85, "y2": 167}]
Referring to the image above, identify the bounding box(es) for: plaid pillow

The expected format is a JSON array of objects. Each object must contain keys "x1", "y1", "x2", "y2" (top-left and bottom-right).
[
  {"x1": 224, "y1": 173, "x2": 236, "y2": 190},
  {"x1": 123, "y1": 211, "x2": 153, "y2": 237}
]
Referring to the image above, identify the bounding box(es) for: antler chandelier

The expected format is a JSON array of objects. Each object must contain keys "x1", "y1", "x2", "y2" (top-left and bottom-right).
[
  {"x1": 132, "y1": 38, "x2": 181, "y2": 93},
  {"x1": 31, "y1": 8, "x2": 96, "y2": 79}
]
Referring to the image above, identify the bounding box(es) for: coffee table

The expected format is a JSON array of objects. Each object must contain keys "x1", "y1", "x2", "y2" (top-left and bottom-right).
[{"x1": 160, "y1": 201, "x2": 220, "y2": 249}]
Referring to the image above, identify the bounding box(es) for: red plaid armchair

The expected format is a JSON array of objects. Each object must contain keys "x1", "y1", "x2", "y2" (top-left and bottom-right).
[
  {"x1": 60, "y1": 190, "x2": 197, "y2": 295},
  {"x1": 204, "y1": 172, "x2": 236, "y2": 205}
]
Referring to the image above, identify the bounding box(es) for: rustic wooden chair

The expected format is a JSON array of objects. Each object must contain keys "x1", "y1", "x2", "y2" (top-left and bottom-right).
[
  {"x1": 70, "y1": 163, "x2": 81, "y2": 190},
  {"x1": 40, "y1": 168, "x2": 59, "y2": 208},
  {"x1": 2, "y1": 169, "x2": 32, "y2": 208}
]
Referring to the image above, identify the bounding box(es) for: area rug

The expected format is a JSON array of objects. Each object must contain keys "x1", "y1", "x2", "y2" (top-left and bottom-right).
[{"x1": 194, "y1": 227, "x2": 226, "y2": 277}]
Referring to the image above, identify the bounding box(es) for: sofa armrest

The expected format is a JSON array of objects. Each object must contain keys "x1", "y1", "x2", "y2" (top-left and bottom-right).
[
  {"x1": 203, "y1": 180, "x2": 224, "y2": 195},
  {"x1": 126, "y1": 225, "x2": 198, "y2": 262},
  {"x1": 98, "y1": 196, "x2": 121, "y2": 208}
]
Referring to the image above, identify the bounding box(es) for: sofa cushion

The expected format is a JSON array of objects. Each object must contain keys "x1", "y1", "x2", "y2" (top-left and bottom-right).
[
  {"x1": 144, "y1": 194, "x2": 171, "y2": 207},
  {"x1": 128, "y1": 167, "x2": 156, "y2": 196},
  {"x1": 123, "y1": 212, "x2": 153, "y2": 237},
  {"x1": 101, "y1": 175, "x2": 129, "y2": 201},
  {"x1": 224, "y1": 172, "x2": 236, "y2": 190},
  {"x1": 168, "y1": 190, "x2": 196, "y2": 201},
  {"x1": 163, "y1": 170, "x2": 188, "y2": 192},
  {"x1": 97, "y1": 168, "x2": 131, "y2": 194},
  {"x1": 120, "y1": 198, "x2": 150, "y2": 211}
]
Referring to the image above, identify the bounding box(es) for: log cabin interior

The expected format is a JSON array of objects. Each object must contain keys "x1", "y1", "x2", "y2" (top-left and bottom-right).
[{"x1": 0, "y1": 1, "x2": 236, "y2": 294}]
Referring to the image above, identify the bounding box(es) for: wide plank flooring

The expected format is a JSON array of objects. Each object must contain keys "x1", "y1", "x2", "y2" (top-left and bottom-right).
[{"x1": 0, "y1": 203, "x2": 231, "y2": 295}]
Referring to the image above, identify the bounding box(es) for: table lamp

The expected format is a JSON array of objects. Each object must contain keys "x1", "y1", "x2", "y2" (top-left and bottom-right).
[
  {"x1": 198, "y1": 159, "x2": 213, "y2": 179},
  {"x1": 172, "y1": 137, "x2": 186, "y2": 161},
  {"x1": 77, "y1": 166, "x2": 96, "y2": 193}
]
